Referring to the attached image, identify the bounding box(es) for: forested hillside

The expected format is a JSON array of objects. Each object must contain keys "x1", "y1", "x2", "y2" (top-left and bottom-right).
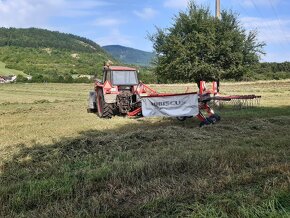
[
  {"x1": 103, "y1": 45, "x2": 155, "y2": 66},
  {"x1": 0, "y1": 28, "x2": 103, "y2": 52},
  {"x1": 0, "y1": 28, "x2": 115, "y2": 81}
]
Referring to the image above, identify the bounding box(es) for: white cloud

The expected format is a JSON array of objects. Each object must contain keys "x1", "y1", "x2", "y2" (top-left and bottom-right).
[
  {"x1": 58, "y1": 1, "x2": 110, "y2": 17},
  {"x1": 163, "y1": 0, "x2": 207, "y2": 9},
  {"x1": 133, "y1": 7, "x2": 157, "y2": 20},
  {"x1": 242, "y1": 17, "x2": 290, "y2": 30},
  {"x1": 238, "y1": 0, "x2": 282, "y2": 8},
  {"x1": 67, "y1": 0, "x2": 110, "y2": 10},
  {"x1": 0, "y1": 0, "x2": 109, "y2": 28},
  {"x1": 95, "y1": 28, "x2": 132, "y2": 47},
  {"x1": 261, "y1": 50, "x2": 290, "y2": 62},
  {"x1": 93, "y1": 18, "x2": 124, "y2": 27},
  {"x1": 0, "y1": 0, "x2": 58, "y2": 27},
  {"x1": 241, "y1": 17, "x2": 290, "y2": 44},
  {"x1": 163, "y1": 0, "x2": 188, "y2": 9},
  {"x1": 241, "y1": 16, "x2": 290, "y2": 61}
]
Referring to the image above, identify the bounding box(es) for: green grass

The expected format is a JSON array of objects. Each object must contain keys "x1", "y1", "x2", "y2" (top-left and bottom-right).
[
  {"x1": 0, "y1": 61, "x2": 27, "y2": 76},
  {"x1": 0, "y1": 81, "x2": 290, "y2": 217}
]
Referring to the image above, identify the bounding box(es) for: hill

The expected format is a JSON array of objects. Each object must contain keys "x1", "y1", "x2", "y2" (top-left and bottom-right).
[
  {"x1": 102, "y1": 45, "x2": 155, "y2": 66},
  {"x1": 0, "y1": 28, "x2": 115, "y2": 81}
]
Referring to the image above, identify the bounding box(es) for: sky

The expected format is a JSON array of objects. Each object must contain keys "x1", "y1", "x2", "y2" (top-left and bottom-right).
[{"x1": 0, "y1": 0, "x2": 290, "y2": 62}]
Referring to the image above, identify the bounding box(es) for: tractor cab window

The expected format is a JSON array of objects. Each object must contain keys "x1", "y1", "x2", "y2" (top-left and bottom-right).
[{"x1": 112, "y1": 71, "x2": 138, "y2": 85}]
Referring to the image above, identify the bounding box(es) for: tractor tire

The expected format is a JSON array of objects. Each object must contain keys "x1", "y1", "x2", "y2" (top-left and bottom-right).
[
  {"x1": 176, "y1": 116, "x2": 187, "y2": 121},
  {"x1": 176, "y1": 116, "x2": 193, "y2": 121},
  {"x1": 96, "y1": 89, "x2": 113, "y2": 119},
  {"x1": 208, "y1": 114, "x2": 221, "y2": 124},
  {"x1": 199, "y1": 118, "x2": 211, "y2": 127}
]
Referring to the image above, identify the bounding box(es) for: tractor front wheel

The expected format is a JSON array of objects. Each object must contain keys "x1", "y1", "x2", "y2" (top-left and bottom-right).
[
  {"x1": 97, "y1": 89, "x2": 113, "y2": 119},
  {"x1": 176, "y1": 116, "x2": 193, "y2": 121}
]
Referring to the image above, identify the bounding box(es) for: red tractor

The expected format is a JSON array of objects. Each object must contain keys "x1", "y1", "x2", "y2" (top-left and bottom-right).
[{"x1": 88, "y1": 65, "x2": 142, "y2": 118}]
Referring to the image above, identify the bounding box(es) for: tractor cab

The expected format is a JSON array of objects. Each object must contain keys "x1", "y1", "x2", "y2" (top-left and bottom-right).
[
  {"x1": 102, "y1": 66, "x2": 138, "y2": 91},
  {"x1": 88, "y1": 65, "x2": 141, "y2": 118}
]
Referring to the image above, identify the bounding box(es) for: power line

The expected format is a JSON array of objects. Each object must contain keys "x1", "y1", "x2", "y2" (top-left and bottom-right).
[
  {"x1": 268, "y1": 0, "x2": 290, "y2": 45},
  {"x1": 228, "y1": 0, "x2": 286, "y2": 62},
  {"x1": 246, "y1": 0, "x2": 285, "y2": 50},
  {"x1": 237, "y1": 1, "x2": 277, "y2": 42}
]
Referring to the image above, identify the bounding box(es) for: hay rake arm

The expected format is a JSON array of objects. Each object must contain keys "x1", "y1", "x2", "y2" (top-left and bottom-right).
[{"x1": 210, "y1": 95, "x2": 261, "y2": 108}]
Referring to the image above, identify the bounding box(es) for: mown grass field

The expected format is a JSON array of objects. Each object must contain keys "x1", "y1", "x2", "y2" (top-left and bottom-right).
[{"x1": 0, "y1": 81, "x2": 290, "y2": 217}]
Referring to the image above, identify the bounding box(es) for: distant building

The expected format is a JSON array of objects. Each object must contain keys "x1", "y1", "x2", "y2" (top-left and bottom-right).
[
  {"x1": 77, "y1": 75, "x2": 94, "y2": 79},
  {"x1": 0, "y1": 76, "x2": 5, "y2": 83},
  {"x1": 0, "y1": 75, "x2": 17, "y2": 83}
]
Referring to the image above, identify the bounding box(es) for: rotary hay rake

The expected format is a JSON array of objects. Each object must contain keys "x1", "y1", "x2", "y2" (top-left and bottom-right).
[
  {"x1": 135, "y1": 81, "x2": 261, "y2": 126},
  {"x1": 125, "y1": 81, "x2": 261, "y2": 127}
]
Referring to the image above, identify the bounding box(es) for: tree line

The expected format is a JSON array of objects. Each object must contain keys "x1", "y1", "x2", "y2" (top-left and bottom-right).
[{"x1": 16, "y1": 74, "x2": 92, "y2": 83}]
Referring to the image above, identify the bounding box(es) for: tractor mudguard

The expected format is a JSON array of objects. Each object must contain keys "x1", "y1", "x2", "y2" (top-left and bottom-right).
[{"x1": 104, "y1": 93, "x2": 118, "y2": 103}]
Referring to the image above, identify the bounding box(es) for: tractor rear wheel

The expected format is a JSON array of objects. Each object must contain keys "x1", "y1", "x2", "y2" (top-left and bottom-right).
[{"x1": 97, "y1": 89, "x2": 113, "y2": 118}]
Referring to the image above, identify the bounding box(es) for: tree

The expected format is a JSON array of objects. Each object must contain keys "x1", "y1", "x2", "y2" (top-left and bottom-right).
[
  {"x1": 16, "y1": 75, "x2": 28, "y2": 83},
  {"x1": 149, "y1": 1, "x2": 265, "y2": 83}
]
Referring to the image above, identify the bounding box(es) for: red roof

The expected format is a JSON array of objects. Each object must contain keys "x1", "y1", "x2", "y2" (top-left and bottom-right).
[{"x1": 107, "y1": 66, "x2": 136, "y2": 71}]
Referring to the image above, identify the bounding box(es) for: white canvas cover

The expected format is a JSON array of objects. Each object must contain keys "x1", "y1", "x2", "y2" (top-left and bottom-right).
[{"x1": 141, "y1": 93, "x2": 199, "y2": 117}]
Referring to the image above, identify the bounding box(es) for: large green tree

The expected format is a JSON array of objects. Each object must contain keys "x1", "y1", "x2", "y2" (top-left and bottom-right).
[{"x1": 149, "y1": 1, "x2": 265, "y2": 83}]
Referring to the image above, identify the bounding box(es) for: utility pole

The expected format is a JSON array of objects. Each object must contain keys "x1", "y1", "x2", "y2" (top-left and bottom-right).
[{"x1": 216, "y1": 0, "x2": 221, "y2": 19}]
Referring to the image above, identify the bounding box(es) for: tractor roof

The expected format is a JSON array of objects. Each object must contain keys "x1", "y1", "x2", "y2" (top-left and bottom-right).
[{"x1": 105, "y1": 66, "x2": 136, "y2": 71}]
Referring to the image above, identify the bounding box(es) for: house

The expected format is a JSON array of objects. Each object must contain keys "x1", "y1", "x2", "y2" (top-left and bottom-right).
[
  {"x1": 8, "y1": 75, "x2": 17, "y2": 82},
  {"x1": 0, "y1": 75, "x2": 17, "y2": 83},
  {"x1": 77, "y1": 74, "x2": 94, "y2": 79},
  {"x1": 0, "y1": 76, "x2": 5, "y2": 83}
]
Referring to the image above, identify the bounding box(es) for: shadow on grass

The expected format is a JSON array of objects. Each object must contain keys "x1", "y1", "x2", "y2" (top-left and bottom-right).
[{"x1": 1, "y1": 106, "x2": 290, "y2": 217}]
